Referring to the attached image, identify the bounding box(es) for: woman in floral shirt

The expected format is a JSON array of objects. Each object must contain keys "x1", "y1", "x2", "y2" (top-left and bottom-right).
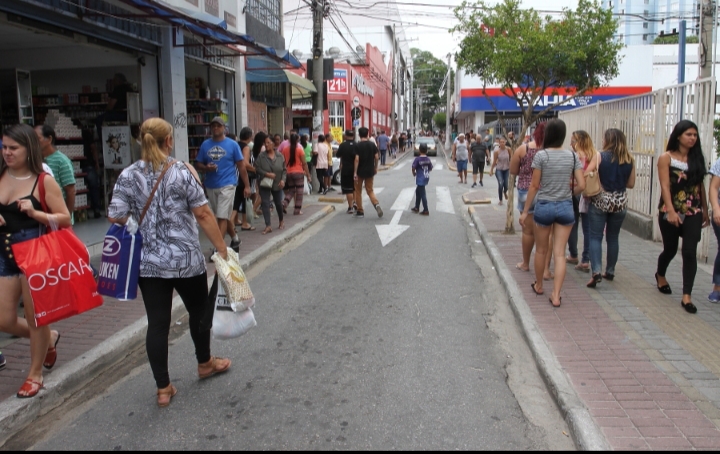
[{"x1": 655, "y1": 120, "x2": 709, "y2": 314}]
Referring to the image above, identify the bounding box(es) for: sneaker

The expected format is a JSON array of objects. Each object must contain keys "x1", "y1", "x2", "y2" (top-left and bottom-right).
[
  {"x1": 375, "y1": 204, "x2": 383, "y2": 218},
  {"x1": 328, "y1": 187, "x2": 336, "y2": 192},
  {"x1": 411, "y1": 207, "x2": 420, "y2": 213},
  {"x1": 480, "y1": 181, "x2": 484, "y2": 187},
  {"x1": 230, "y1": 239, "x2": 241, "y2": 253},
  {"x1": 0, "y1": 352, "x2": 5, "y2": 370},
  {"x1": 322, "y1": 188, "x2": 328, "y2": 195},
  {"x1": 346, "y1": 207, "x2": 354, "y2": 214},
  {"x1": 420, "y1": 211, "x2": 429, "y2": 216},
  {"x1": 472, "y1": 183, "x2": 477, "y2": 188},
  {"x1": 354, "y1": 211, "x2": 365, "y2": 218},
  {"x1": 709, "y1": 291, "x2": 720, "y2": 303}
]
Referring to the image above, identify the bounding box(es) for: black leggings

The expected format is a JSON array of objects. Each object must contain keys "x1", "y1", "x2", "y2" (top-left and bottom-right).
[
  {"x1": 316, "y1": 168, "x2": 327, "y2": 193},
  {"x1": 260, "y1": 187, "x2": 284, "y2": 227},
  {"x1": 657, "y1": 213, "x2": 703, "y2": 295},
  {"x1": 138, "y1": 272, "x2": 211, "y2": 389}
]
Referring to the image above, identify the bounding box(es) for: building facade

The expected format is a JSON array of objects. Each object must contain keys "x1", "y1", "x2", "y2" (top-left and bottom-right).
[{"x1": 602, "y1": 0, "x2": 699, "y2": 45}]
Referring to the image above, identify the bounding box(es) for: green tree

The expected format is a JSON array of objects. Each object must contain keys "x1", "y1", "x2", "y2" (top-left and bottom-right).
[
  {"x1": 714, "y1": 118, "x2": 720, "y2": 158},
  {"x1": 411, "y1": 48, "x2": 453, "y2": 130},
  {"x1": 653, "y1": 35, "x2": 699, "y2": 44},
  {"x1": 451, "y1": 0, "x2": 623, "y2": 233},
  {"x1": 433, "y1": 112, "x2": 447, "y2": 130}
]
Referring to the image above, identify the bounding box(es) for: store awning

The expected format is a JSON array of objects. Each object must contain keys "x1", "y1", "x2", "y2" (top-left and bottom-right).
[
  {"x1": 118, "y1": 0, "x2": 300, "y2": 68},
  {"x1": 246, "y1": 57, "x2": 316, "y2": 101}
]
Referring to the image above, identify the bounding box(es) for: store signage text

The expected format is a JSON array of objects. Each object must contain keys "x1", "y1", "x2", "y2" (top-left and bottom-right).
[
  {"x1": 353, "y1": 73, "x2": 374, "y2": 98},
  {"x1": 328, "y1": 69, "x2": 348, "y2": 95},
  {"x1": 205, "y1": 0, "x2": 219, "y2": 17},
  {"x1": 515, "y1": 93, "x2": 578, "y2": 108}
]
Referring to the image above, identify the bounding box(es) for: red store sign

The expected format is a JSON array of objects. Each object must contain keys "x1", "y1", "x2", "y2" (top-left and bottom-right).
[{"x1": 328, "y1": 69, "x2": 348, "y2": 95}]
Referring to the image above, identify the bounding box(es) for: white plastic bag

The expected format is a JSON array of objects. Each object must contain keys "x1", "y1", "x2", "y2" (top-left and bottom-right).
[
  {"x1": 212, "y1": 283, "x2": 256, "y2": 340},
  {"x1": 211, "y1": 248, "x2": 255, "y2": 311},
  {"x1": 303, "y1": 176, "x2": 311, "y2": 195}
]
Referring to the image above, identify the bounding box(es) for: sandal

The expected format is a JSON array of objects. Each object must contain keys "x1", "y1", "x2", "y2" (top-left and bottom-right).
[
  {"x1": 43, "y1": 332, "x2": 61, "y2": 370},
  {"x1": 549, "y1": 296, "x2": 562, "y2": 307},
  {"x1": 278, "y1": 222, "x2": 285, "y2": 230},
  {"x1": 262, "y1": 226, "x2": 272, "y2": 235},
  {"x1": 566, "y1": 255, "x2": 579, "y2": 265},
  {"x1": 531, "y1": 282, "x2": 544, "y2": 295},
  {"x1": 602, "y1": 273, "x2": 615, "y2": 281},
  {"x1": 17, "y1": 378, "x2": 44, "y2": 398},
  {"x1": 575, "y1": 263, "x2": 590, "y2": 272},
  {"x1": 198, "y1": 356, "x2": 231, "y2": 379},
  {"x1": 157, "y1": 384, "x2": 177, "y2": 408},
  {"x1": 241, "y1": 225, "x2": 256, "y2": 231},
  {"x1": 587, "y1": 273, "x2": 603, "y2": 288}
]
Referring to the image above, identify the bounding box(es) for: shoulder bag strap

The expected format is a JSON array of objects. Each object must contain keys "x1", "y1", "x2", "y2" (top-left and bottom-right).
[
  {"x1": 37, "y1": 172, "x2": 49, "y2": 213},
  {"x1": 139, "y1": 160, "x2": 173, "y2": 225}
]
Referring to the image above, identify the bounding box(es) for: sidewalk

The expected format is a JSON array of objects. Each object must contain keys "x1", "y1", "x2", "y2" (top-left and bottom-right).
[
  {"x1": 0, "y1": 203, "x2": 334, "y2": 443},
  {"x1": 469, "y1": 187, "x2": 720, "y2": 450}
]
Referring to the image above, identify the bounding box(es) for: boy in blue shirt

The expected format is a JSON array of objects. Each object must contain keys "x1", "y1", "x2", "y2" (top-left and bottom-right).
[{"x1": 411, "y1": 143, "x2": 433, "y2": 215}]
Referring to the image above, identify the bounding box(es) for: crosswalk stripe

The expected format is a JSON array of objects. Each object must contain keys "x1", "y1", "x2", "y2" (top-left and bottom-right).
[
  {"x1": 362, "y1": 187, "x2": 384, "y2": 204},
  {"x1": 436, "y1": 186, "x2": 455, "y2": 214},
  {"x1": 435, "y1": 164, "x2": 443, "y2": 170},
  {"x1": 391, "y1": 187, "x2": 416, "y2": 211}
]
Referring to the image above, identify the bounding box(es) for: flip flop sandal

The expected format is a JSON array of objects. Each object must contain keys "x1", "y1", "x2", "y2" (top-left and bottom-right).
[
  {"x1": 43, "y1": 333, "x2": 61, "y2": 370},
  {"x1": 531, "y1": 282, "x2": 544, "y2": 295},
  {"x1": 17, "y1": 378, "x2": 44, "y2": 399},
  {"x1": 549, "y1": 297, "x2": 562, "y2": 307},
  {"x1": 241, "y1": 226, "x2": 256, "y2": 231}
]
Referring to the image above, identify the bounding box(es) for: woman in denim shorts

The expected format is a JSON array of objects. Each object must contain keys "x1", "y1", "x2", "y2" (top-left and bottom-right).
[
  {"x1": 519, "y1": 120, "x2": 585, "y2": 307},
  {"x1": 0, "y1": 124, "x2": 71, "y2": 398}
]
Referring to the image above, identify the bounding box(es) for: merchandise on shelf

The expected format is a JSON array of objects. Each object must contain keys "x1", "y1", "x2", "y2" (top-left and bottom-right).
[{"x1": 45, "y1": 110, "x2": 82, "y2": 138}]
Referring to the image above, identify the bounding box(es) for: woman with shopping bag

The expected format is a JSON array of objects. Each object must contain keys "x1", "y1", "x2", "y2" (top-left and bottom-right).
[
  {"x1": 0, "y1": 124, "x2": 71, "y2": 398},
  {"x1": 108, "y1": 118, "x2": 232, "y2": 408}
]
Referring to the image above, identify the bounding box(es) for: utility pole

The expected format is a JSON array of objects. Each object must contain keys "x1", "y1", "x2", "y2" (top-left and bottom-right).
[
  {"x1": 699, "y1": 0, "x2": 714, "y2": 79},
  {"x1": 311, "y1": 0, "x2": 325, "y2": 151},
  {"x1": 444, "y1": 53, "x2": 452, "y2": 151},
  {"x1": 391, "y1": 24, "x2": 397, "y2": 134},
  {"x1": 409, "y1": 68, "x2": 414, "y2": 135}
]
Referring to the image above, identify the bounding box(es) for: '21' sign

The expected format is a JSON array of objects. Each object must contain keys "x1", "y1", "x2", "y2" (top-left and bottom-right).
[{"x1": 328, "y1": 69, "x2": 348, "y2": 95}]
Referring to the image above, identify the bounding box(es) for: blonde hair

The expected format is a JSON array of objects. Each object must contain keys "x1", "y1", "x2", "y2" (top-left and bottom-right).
[
  {"x1": 140, "y1": 118, "x2": 173, "y2": 172},
  {"x1": 602, "y1": 128, "x2": 634, "y2": 165},
  {"x1": 571, "y1": 130, "x2": 597, "y2": 163}
]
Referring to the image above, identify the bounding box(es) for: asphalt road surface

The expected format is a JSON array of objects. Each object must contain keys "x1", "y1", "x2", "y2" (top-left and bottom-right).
[{"x1": 26, "y1": 149, "x2": 574, "y2": 450}]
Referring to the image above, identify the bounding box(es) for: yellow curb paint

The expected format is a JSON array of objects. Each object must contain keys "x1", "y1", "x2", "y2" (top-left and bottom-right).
[{"x1": 318, "y1": 197, "x2": 345, "y2": 203}]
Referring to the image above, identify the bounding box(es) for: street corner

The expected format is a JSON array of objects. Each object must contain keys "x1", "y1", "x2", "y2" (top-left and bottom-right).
[{"x1": 462, "y1": 191, "x2": 492, "y2": 205}]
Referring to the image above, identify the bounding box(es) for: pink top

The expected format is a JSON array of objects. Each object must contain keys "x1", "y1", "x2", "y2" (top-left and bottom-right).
[{"x1": 518, "y1": 146, "x2": 539, "y2": 190}]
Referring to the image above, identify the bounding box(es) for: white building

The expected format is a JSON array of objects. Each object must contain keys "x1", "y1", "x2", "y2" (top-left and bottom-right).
[{"x1": 602, "y1": 0, "x2": 699, "y2": 45}]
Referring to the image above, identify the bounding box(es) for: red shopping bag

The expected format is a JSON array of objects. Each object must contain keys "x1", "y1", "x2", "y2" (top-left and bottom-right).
[{"x1": 12, "y1": 228, "x2": 103, "y2": 327}]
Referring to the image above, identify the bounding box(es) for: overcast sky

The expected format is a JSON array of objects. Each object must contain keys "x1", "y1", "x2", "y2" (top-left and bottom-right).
[{"x1": 404, "y1": 0, "x2": 581, "y2": 62}]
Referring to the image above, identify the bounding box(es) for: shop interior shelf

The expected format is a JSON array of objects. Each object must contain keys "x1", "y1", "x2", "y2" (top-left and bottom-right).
[{"x1": 35, "y1": 103, "x2": 107, "y2": 108}]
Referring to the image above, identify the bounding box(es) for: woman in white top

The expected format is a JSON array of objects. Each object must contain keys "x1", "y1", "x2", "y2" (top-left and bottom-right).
[
  {"x1": 315, "y1": 134, "x2": 329, "y2": 194},
  {"x1": 108, "y1": 118, "x2": 232, "y2": 407},
  {"x1": 520, "y1": 119, "x2": 585, "y2": 307}
]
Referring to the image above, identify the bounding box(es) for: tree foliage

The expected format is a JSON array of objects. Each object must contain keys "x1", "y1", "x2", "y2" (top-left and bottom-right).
[
  {"x1": 451, "y1": 0, "x2": 623, "y2": 134},
  {"x1": 433, "y1": 112, "x2": 447, "y2": 129},
  {"x1": 653, "y1": 34, "x2": 699, "y2": 44},
  {"x1": 411, "y1": 48, "x2": 453, "y2": 128}
]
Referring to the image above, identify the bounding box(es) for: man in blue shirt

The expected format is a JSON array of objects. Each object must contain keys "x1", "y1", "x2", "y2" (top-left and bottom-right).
[
  {"x1": 411, "y1": 143, "x2": 433, "y2": 215},
  {"x1": 195, "y1": 117, "x2": 250, "y2": 252},
  {"x1": 376, "y1": 130, "x2": 390, "y2": 166}
]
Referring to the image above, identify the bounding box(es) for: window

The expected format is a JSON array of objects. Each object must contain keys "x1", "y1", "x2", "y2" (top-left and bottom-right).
[
  {"x1": 250, "y1": 82, "x2": 286, "y2": 107},
  {"x1": 643, "y1": 34, "x2": 648, "y2": 41},
  {"x1": 643, "y1": 22, "x2": 649, "y2": 29},
  {"x1": 247, "y1": 0, "x2": 281, "y2": 33},
  {"x1": 329, "y1": 101, "x2": 345, "y2": 129}
]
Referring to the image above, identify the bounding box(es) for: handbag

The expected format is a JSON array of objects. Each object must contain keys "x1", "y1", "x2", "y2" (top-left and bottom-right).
[
  {"x1": 260, "y1": 177, "x2": 274, "y2": 189},
  {"x1": 583, "y1": 153, "x2": 602, "y2": 197},
  {"x1": 211, "y1": 248, "x2": 255, "y2": 312},
  {"x1": 12, "y1": 174, "x2": 103, "y2": 326},
  {"x1": 245, "y1": 197, "x2": 255, "y2": 224},
  {"x1": 98, "y1": 161, "x2": 172, "y2": 300}
]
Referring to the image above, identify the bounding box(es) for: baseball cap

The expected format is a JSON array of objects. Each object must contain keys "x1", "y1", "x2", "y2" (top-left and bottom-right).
[{"x1": 210, "y1": 116, "x2": 226, "y2": 127}]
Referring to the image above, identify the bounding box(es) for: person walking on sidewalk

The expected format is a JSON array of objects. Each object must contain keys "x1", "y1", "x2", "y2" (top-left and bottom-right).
[
  {"x1": 519, "y1": 119, "x2": 585, "y2": 307},
  {"x1": 194, "y1": 117, "x2": 250, "y2": 253},
  {"x1": 510, "y1": 123, "x2": 550, "y2": 275},
  {"x1": 301, "y1": 134, "x2": 314, "y2": 194},
  {"x1": 0, "y1": 124, "x2": 69, "y2": 398},
  {"x1": 452, "y1": 133, "x2": 469, "y2": 184},
  {"x1": 254, "y1": 132, "x2": 287, "y2": 235},
  {"x1": 336, "y1": 130, "x2": 357, "y2": 214},
  {"x1": 36, "y1": 125, "x2": 76, "y2": 224},
  {"x1": 568, "y1": 130, "x2": 600, "y2": 272},
  {"x1": 315, "y1": 134, "x2": 329, "y2": 195},
  {"x1": 377, "y1": 130, "x2": 390, "y2": 166},
  {"x1": 586, "y1": 129, "x2": 636, "y2": 289},
  {"x1": 470, "y1": 136, "x2": 489, "y2": 188},
  {"x1": 390, "y1": 133, "x2": 399, "y2": 159},
  {"x1": 109, "y1": 118, "x2": 232, "y2": 407},
  {"x1": 353, "y1": 127, "x2": 383, "y2": 218},
  {"x1": 281, "y1": 133, "x2": 312, "y2": 215},
  {"x1": 411, "y1": 143, "x2": 433, "y2": 215},
  {"x1": 655, "y1": 120, "x2": 709, "y2": 314},
  {"x1": 490, "y1": 136, "x2": 511, "y2": 205},
  {"x1": 707, "y1": 154, "x2": 720, "y2": 303}
]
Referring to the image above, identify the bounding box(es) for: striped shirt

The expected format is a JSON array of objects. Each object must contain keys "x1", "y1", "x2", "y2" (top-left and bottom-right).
[
  {"x1": 45, "y1": 150, "x2": 76, "y2": 224},
  {"x1": 532, "y1": 149, "x2": 582, "y2": 202}
]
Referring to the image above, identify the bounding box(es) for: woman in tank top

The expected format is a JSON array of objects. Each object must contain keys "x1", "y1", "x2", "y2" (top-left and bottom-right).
[
  {"x1": 0, "y1": 124, "x2": 71, "y2": 398},
  {"x1": 490, "y1": 136, "x2": 511, "y2": 205}
]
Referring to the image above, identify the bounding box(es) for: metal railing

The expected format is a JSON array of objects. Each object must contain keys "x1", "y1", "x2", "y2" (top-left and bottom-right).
[{"x1": 559, "y1": 78, "x2": 716, "y2": 258}]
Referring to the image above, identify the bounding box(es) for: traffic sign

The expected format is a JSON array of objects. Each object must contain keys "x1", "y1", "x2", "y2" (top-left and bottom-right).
[{"x1": 353, "y1": 96, "x2": 360, "y2": 107}]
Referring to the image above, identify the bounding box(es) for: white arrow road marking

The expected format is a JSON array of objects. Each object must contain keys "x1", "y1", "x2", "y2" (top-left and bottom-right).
[
  {"x1": 375, "y1": 210, "x2": 409, "y2": 247},
  {"x1": 435, "y1": 164, "x2": 443, "y2": 170},
  {"x1": 394, "y1": 161, "x2": 408, "y2": 171},
  {"x1": 390, "y1": 187, "x2": 416, "y2": 211},
  {"x1": 436, "y1": 186, "x2": 455, "y2": 214},
  {"x1": 362, "y1": 187, "x2": 383, "y2": 205}
]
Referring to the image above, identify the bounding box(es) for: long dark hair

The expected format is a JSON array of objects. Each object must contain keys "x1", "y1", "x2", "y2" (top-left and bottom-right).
[
  {"x1": 1, "y1": 123, "x2": 45, "y2": 176},
  {"x1": 667, "y1": 120, "x2": 706, "y2": 186},
  {"x1": 253, "y1": 132, "x2": 267, "y2": 158},
  {"x1": 289, "y1": 133, "x2": 300, "y2": 167},
  {"x1": 300, "y1": 134, "x2": 308, "y2": 148}
]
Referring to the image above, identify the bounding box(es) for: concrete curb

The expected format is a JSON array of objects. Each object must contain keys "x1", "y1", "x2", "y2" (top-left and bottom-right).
[
  {"x1": 0, "y1": 205, "x2": 336, "y2": 447},
  {"x1": 318, "y1": 196, "x2": 345, "y2": 203},
  {"x1": 468, "y1": 206, "x2": 609, "y2": 451},
  {"x1": 462, "y1": 192, "x2": 492, "y2": 205}
]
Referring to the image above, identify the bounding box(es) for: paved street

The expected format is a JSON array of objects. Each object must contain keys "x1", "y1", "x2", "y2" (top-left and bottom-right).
[{"x1": 1, "y1": 147, "x2": 570, "y2": 450}]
